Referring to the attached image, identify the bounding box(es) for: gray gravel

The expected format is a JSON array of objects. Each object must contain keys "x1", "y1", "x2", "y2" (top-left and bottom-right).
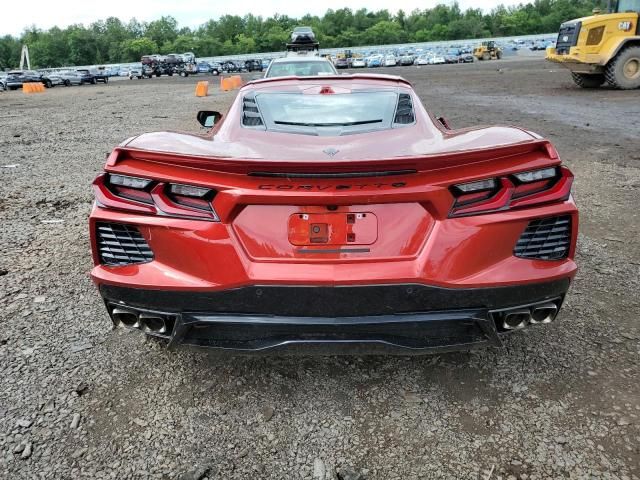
[{"x1": 0, "y1": 57, "x2": 639, "y2": 479}]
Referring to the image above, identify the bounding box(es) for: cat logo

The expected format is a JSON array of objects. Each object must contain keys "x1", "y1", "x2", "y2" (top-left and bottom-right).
[{"x1": 618, "y1": 21, "x2": 633, "y2": 32}]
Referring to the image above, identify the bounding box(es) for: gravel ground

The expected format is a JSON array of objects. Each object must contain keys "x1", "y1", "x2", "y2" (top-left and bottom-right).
[{"x1": 1, "y1": 56, "x2": 639, "y2": 480}]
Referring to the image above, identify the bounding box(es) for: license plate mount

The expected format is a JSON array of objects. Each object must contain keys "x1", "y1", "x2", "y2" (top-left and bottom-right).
[{"x1": 288, "y1": 212, "x2": 377, "y2": 246}]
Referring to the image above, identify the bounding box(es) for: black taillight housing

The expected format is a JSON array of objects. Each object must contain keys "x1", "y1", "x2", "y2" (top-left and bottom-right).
[
  {"x1": 449, "y1": 166, "x2": 573, "y2": 217},
  {"x1": 94, "y1": 173, "x2": 220, "y2": 221}
]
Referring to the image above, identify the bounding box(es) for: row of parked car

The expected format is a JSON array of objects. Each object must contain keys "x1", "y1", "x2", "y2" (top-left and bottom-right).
[
  {"x1": 0, "y1": 69, "x2": 109, "y2": 91},
  {"x1": 121, "y1": 58, "x2": 268, "y2": 80},
  {"x1": 338, "y1": 50, "x2": 475, "y2": 68}
]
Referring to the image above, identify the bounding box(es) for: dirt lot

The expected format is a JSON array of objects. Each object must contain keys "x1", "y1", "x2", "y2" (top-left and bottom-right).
[{"x1": 1, "y1": 56, "x2": 639, "y2": 480}]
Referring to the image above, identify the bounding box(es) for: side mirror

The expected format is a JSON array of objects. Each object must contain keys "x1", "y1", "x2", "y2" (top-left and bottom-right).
[
  {"x1": 197, "y1": 110, "x2": 222, "y2": 128},
  {"x1": 437, "y1": 116, "x2": 451, "y2": 130}
]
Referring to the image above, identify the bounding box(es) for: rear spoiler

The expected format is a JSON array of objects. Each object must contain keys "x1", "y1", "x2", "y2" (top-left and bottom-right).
[{"x1": 107, "y1": 139, "x2": 558, "y2": 176}]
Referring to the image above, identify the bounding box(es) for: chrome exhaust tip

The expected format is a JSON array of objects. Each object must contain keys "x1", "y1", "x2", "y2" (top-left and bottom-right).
[
  {"x1": 112, "y1": 308, "x2": 140, "y2": 328},
  {"x1": 139, "y1": 314, "x2": 167, "y2": 334},
  {"x1": 530, "y1": 303, "x2": 558, "y2": 324},
  {"x1": 503, "y1": 309, "x2": 531, "y2": 330}
]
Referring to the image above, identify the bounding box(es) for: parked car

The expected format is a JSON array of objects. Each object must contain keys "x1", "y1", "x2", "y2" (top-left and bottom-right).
[
  {"x1": 459, "y1": 53, "x2": 475, "y2": 63},
  {"x1": 428, "y1": 55, "x2": 446, "y2": 65},
  {"x1": 197, "y1": 62, "x2": 211, "y2": 74},
  {"x1": 334, "y1": 57, "x2": 349, "y2": 69},
  {"x1": 244, "y1": 59, "x2": 263, "y2": 72},
  {"x1": 264, "y1": 57, "x2": 337, "y2": 78},
  {"x1": 129, "y1": 67, "x2": 143, "y2": 80},
  {"x1": 6, "y1": 70, "x2": 45, "y2": 90},
  {"x1": 40, "y1": 72, "x2": 66, "y2": 87},
  {"x1": 384, "y1": 55, "x2": 397, "y2": 67},
  {"x1": 351, "y1": 57, "x2": 367, "y2": 68},
  {"x1": 221, "y1": 60, "x2": 241, "y2": 73},
  {"x1": 291, "y1": 26, "x2": 316, "y2": 44},
  {"x1": 444, "y1": 50, "x2": 461, "y2": 64},
  {"x1": 93, "y1": 70, "x2": 109, "y2": 83},
  {"x1": 414, "y1": 55, "x2": 430, "y2": 66},
  {"x1": 366, "y1": 55, "x2": 383, "y2": 67},
  {"x1": 76, "y1": 69, "x2": 97, "y2": 84},
  {"x1": 89, "y1": 74, "x2": 578, "y2": 354},
  {"x1": 208, "y1": 62, "x2": 222, "y2": 76},
  {"x1": 0, "y1": 73, "x2": 7, "y2": 91},
  {"x1": 398, "y1": 55, "x2": 414, "y2": 66},
  {"x1": 57, "y1": 71, "x2": 84, "y2": 86}
]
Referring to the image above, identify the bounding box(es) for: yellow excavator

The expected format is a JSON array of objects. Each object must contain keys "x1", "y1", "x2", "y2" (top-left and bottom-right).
[
  {"x1": 474, "y1": 41, "x2": 503, "y2": 61},
  {"x1": 546, "y1": 0, "x2": 640, "y2": 89}
]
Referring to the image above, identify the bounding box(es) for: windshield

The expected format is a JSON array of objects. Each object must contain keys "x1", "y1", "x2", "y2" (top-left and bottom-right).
[
  {"x1": 266, "y1": 61, "x2": 336, "y2": 78},
  {"x1": 616, "y1": 0, "x2": 640, "y2": 11},
  {"x1": 253, "y1": 91, "x2": 403, "y2": 135}
]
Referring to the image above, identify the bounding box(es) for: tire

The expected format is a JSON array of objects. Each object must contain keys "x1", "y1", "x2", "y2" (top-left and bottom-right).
[
  {"x1": 571, "y1": 72, "x2": 605, "y2": 88},
  {"x1": 605, "y1": 46, "x2": 640, "y2": 90},
  {"x1": 496, "y1": 50, "x2": 503, "y2": 60},
  {"x1": 64, "y1": 80, "x2": 70, "y2": 86},
  {"x1": 211, "y1": 69, "x2": 219, "y2": 76},
  {"x1": 91, "y1": 78, "x2": 96, "y2": 85},
  {"x1": 44, "y1": 80, "x2": 52, "y2": 88},
  {"x1": 482, "y1": 52, "x2": 490, "y2": 61}
]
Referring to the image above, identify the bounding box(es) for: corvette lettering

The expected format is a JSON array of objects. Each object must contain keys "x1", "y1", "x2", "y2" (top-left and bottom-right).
[{"x1": 258, "y1": 182, "x2": 407, "y2": 190}]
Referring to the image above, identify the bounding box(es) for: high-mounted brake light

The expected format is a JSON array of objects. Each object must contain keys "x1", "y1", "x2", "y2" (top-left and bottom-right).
[
  {"x1": 319, "y1": 86, "x2": 335, "y2": 94},
  {"x1": 93, "y1": 174, "x2": 220, "y2": 221},
  {"x1": 449, "y1": 166, "x2": 573, "y2": 217}
]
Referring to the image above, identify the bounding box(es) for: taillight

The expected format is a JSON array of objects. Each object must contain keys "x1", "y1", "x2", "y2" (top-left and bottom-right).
[
  {"x1": 449, "y1": 166, "x2": 573, "y2": 217},
  {"x1": 93, "y1": 173, "x2": 220, "y2": 221}
]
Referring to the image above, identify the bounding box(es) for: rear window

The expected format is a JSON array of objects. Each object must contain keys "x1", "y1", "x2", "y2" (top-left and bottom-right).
[
  {"x1": 249, "y1": 91, "x2": 412, "y2": 136},
  {"x1": 266, "y1": 61, "x2": 335, "y2": 78}
]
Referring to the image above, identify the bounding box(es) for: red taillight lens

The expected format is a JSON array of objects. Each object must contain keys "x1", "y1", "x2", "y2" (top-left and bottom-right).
[
  {"x1": 93, "y1": 174, "x2": 219, "y2": 221},
  {"x1": 449, "y1": 166, "x2": 573, "y2": 217}
]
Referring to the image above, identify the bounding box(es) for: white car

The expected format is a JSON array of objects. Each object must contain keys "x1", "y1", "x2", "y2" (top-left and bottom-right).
[
  {"x1": 429, "y1": 56, "x2": 446, "y2": 65},
  {"x1": 414, "y1": 55, "x2": 430, "y2": 66},
  {"x1": 129, "y1": 67, "x2": 143, "y2": 80},
  {"x1": 384, "y1": 55, "x2": 397, "y2": 67},
  {"x1": 351, "y1": 58, "x2": 366, "y2": 68},
  {"x1": 264, "y1": 57, "x2": 337, "y2": 78}
]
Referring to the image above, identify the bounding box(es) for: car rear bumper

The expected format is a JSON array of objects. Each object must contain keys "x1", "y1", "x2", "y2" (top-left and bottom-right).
[{"x1": 99, "y1": 279, "x2": 570, "y2": 354}]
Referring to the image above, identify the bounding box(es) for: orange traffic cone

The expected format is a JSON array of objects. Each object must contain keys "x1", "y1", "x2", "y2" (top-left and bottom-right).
[{"x1": 195, "y1": 81, "x2": 209, "y2": 97}]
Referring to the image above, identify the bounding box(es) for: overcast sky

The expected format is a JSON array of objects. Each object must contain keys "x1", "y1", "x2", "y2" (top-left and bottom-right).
[{"x1": 2, "y1": 0, "x2": 523, "y2": 36}]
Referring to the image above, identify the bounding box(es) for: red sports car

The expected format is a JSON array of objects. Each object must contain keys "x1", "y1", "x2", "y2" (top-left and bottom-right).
[{"x1": 89, "y1": 74, "x2": 578, "y2": 354}]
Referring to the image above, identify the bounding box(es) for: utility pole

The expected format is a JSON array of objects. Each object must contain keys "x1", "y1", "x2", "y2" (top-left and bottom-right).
[{"x1": 20, "y1": 45, "x2": 31, "y2": 70}]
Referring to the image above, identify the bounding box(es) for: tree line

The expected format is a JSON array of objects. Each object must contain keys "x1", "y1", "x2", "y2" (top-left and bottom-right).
[{"x1": 0, "y1": 0, "x2": 604, "y2": 69}]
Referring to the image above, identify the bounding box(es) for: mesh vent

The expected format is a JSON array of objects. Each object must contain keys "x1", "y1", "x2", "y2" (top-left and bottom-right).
[
  {"x1": 394, "y1": 93, "x2": 414, "y2": 125},
  {"x1": 514, "y1": 216, "x2": 571, "y2": 260},
  {"x1": 96, "y1": 223, "x2": 154, "y2": 266},
  {"x1": 242, "y1": 96, "x2": 264, "y2": 127}
]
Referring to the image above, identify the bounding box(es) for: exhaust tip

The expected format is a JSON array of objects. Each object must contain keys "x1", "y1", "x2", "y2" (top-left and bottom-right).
[
  {"x1": 530, "y1": 303, "x2": 558, "y2": 324},
  {"x1": 139, "y1": 314, "x2": 167, "y2": 334},
  {"x1": 112, "y1": 308, "x2": 140, "y2": 328},
  {"x1": 503, "y1": 309, "x2": 531, "y2": 330}
]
